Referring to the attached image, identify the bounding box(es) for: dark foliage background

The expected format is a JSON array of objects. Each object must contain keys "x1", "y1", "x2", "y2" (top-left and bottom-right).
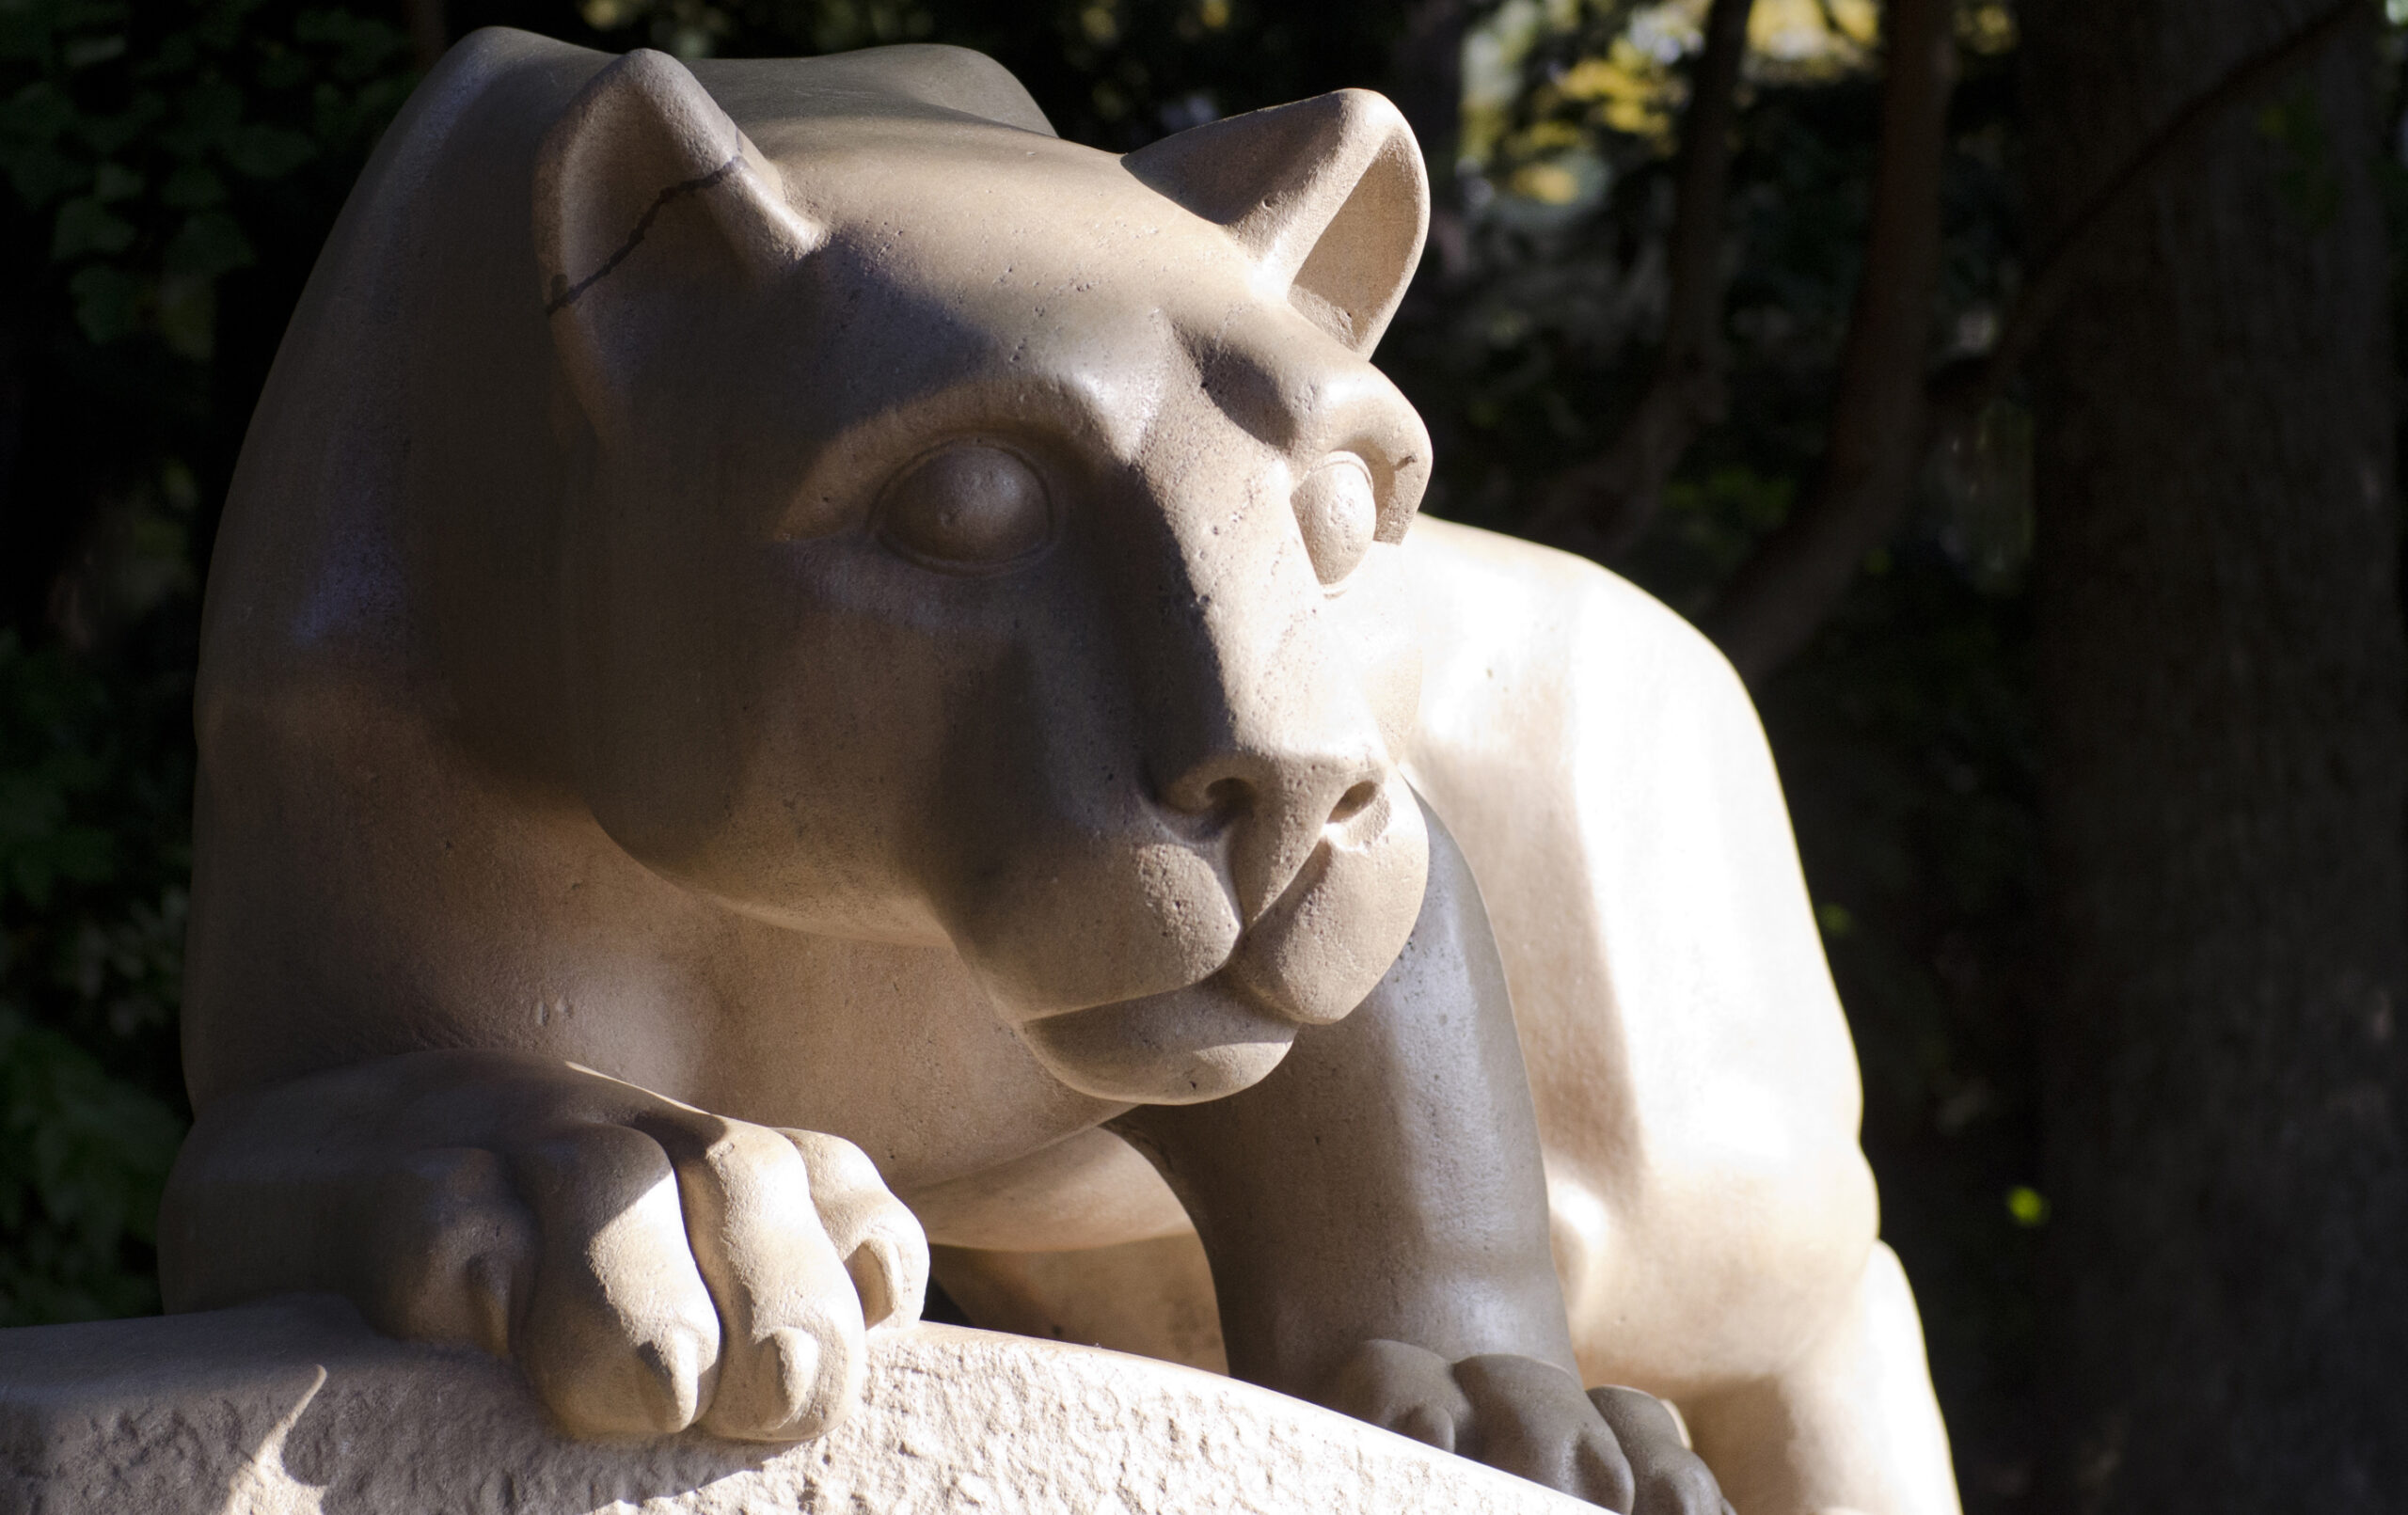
[{"x1": 0, "y1": 3, "x2": 2395, "y2": 1509}]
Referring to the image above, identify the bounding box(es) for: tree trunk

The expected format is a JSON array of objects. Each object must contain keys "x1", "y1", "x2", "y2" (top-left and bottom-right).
[
  {"x1": 2022, "y1": 3, "x2": 2408, "y2": 1510},
  {"x1": 1386, "y1": 0, "x2": 1465, "y2": 187},
  {"x1": 404, "y1": 0, "x2": 447, "y2": 72}
]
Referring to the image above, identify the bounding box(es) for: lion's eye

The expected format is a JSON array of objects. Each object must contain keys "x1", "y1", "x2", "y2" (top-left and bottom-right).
[
  {"x1": 877, "y1": 443, "x2": 1053, "y2": 571},
  {"x1": 1291, "y1": 454, "x2": 1379, "y2": 586}
]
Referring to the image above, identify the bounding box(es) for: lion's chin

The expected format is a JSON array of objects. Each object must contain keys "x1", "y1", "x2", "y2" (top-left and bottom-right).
[{"x1": 1012, "y1": 975, "x2": 1299, "y2": 1105}]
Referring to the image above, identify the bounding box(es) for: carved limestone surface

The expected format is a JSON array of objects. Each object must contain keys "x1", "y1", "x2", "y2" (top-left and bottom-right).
[
  {"x1": 151, "y1": 23, "x2": 1962, "y2": 1515},
  {"x1": 0, "y1": 1298, "x2": 1592, "y2": 1514}
]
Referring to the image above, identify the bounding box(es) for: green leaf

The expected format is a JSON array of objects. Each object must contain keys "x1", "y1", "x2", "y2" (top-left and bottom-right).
[
  {"x1": 154, "y1": 271, "x2": 213, "y2": 360},
  {"x1": 76, "y1": 92, "x2": 163, "y2": 159},
  {"x1": 59, "y1": 32, "x2": 124, "y2": 70},
  {"x1": 256, "y1": 48, "x2": 307, "y2": 90},
  {"x1": 49, "y1": 193, "x2": 133, "y2": 258},
  {"x1": 174, "y1": 77, "x2": 242, "y2": 145},
  {"x1": 0, "y1": 1008, "x2": 184, "y2": 1324},
  {"x1": 88, "y1": 160, "x2": 137, "y2": 200},
  {"x1": 219, "y1": 121, "x2": 311, "y2": 179},
  {"x1": 66, "y1": 263, "x2": 142, "y2": 343},
  {"x1": 162, "y1": 210, "x2": 250, "y2": 277},
  {"x1": 159, "y1": 161, "x2": 221, "y2": 208},
  {"x1": 294, "y1": 8, "x2": 411, "y2": 80},
  {"x1": 2005, "y1": 1186, "x2": 2050, "y2": 1227},
  {"x1": 0, "y1": 81, "x2": 74, "y2": 147},
  {"x1": 45, "y1": 825, "x2": 114, "y2": 888},
  {"x1": 0, "y1": 142, "x2": 81, "y2": 209}
]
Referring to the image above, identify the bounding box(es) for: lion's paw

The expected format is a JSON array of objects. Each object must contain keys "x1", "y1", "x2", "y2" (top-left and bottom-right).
[
  {"x1": 170, "y1": 1051, "x2": 927, "y2": 1444},
  {"x1": 1324, "y1": 1340, "x2": 1729, "y2": 1514}
]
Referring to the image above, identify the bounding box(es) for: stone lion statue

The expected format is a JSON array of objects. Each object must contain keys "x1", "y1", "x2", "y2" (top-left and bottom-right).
[{"x1": 162, "y1": 28, "x2": 1960, "y2": 1515}]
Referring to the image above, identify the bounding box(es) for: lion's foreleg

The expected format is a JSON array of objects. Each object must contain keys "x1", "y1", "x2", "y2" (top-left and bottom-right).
[{"x1": 1109, "y1": 799, "x2": 1725, "y2": 1511}]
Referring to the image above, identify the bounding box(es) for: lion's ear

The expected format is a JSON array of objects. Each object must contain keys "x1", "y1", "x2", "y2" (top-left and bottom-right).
[
  {"x1": 1122, "y1": 90, "x2": 1428, "y2": 355},
  {"x1": 533, "y1": 49, "x2": 819, "y2": 416}
]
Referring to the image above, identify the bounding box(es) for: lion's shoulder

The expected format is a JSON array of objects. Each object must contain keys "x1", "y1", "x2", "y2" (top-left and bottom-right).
[
  {"x1": 1400, "y1": 515, "x2": 1755, "y2": 785},
  {"x1": 1399, "y1": 516, "x2": 1862, "y2": 1163}
]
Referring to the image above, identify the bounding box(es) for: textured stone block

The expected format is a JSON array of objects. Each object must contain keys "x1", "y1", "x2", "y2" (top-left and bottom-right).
[{"x1": 0, "y1": 1298, "x2": 1588, "y2": 1514}]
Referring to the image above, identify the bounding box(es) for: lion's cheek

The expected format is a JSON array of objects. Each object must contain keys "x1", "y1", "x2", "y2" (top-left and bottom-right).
[
  {"x1": 931, "y1": 833, "x2": 1244, "y2": 1021},
  {"x1": 1334, "y1": 543, "x2": 1427, "y2": 765}
]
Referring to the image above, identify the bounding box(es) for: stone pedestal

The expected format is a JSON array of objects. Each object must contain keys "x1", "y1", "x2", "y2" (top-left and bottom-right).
[{"x1": 0, "y1": 1298, "x2": 1587, "y2": 1513}]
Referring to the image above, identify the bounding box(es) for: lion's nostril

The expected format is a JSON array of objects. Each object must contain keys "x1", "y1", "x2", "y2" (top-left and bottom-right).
[
  {"x1": 1329, "y1": 781, "x2": 1379, "y2": 826},
  {"x1": 1202, "y1": 776, "x2": 1253, "y2": 818}
]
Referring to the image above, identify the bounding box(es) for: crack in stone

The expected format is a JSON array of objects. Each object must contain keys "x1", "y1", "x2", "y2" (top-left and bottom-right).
[{"x1": 545, "y1": 154, "x2": 741, "y2": 314}]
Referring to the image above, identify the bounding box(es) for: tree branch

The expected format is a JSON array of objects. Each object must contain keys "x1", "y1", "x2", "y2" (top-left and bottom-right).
[
  {"x1": 1702, "y1": 0, "x2": 1956, "y2": 684},
  {"x1": 1928, "y1": 0, "x2": 2368, "y2": 430},
  {"x1": 1704, "y1": 0, "x2": 2368, "y2": 686},
  {"x1": 1529, "y1": 0, "x2": 1754, "y2": 555}
]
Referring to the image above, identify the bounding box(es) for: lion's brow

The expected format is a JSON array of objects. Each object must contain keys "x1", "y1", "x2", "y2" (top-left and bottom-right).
[{"x1": 1181, "y1": 334, "x2": 1311, "y2": 451}]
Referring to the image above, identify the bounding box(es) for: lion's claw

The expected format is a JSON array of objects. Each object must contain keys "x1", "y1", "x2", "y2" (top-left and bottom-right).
[
  {"x1": 161, "y1": 1050, "x2": 928, "y2": 1444},
  {"x1": 1324, "y1": 1339, "x2": 1728, "y2": 1513}
]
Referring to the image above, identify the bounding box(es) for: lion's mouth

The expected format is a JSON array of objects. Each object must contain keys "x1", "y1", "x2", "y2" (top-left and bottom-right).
[
  {"x1": 974, "y1": 780, "x2": 1433, "y2": 1105},
  {"x1": 1210, "y1": 780, "x2": 1429, "y2": 1026},
  {"x1": 1012, "y1": 972, "x2": 1299, "y2": 1105}
]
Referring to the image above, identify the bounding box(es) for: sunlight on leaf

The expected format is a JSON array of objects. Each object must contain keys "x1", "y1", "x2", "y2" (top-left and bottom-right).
[
  {"x1": 1750, "y1": 0, "x2": 1875, "y2": 71},
  {"x1": 1958, "y1": 0, "x2": 2016, "y2": 55},
  {"x1": 1510, "y1": 160, "x2": 1583, "y2": 203},
  {"x1": 1462, "y1": 0, "x2": 1884, "y2": 206}
]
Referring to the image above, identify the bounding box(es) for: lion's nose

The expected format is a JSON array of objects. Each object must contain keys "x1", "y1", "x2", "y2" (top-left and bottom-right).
[{"x1": 1160, "y1": 748, "x2": 1390, "y2": 923}]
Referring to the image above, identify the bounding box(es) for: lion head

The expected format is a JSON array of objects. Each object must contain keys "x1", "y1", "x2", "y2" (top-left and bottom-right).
[{"x1": 196, "y1": 34, "x2": 1435, "y2": 1109}]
